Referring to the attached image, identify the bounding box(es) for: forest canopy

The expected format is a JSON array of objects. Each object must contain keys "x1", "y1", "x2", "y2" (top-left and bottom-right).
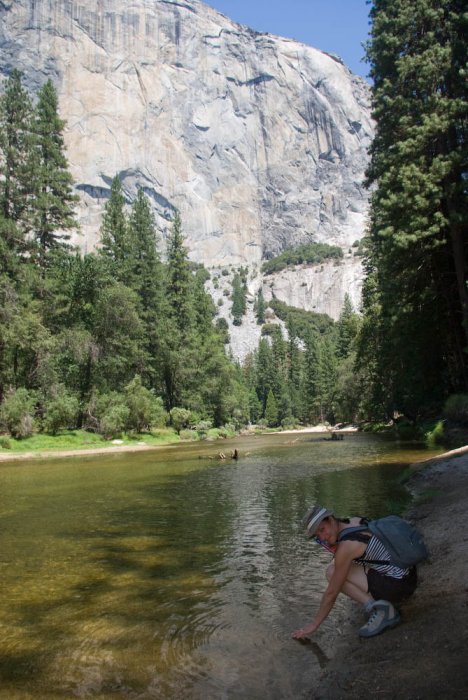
[{"x1": 1, "y1": 0, "x2": 467, "y2": 443}]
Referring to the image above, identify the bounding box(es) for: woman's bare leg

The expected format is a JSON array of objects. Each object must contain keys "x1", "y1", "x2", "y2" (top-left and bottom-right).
[{"x1": 326, "y1": 562, "x2": 373, "y2": 605}]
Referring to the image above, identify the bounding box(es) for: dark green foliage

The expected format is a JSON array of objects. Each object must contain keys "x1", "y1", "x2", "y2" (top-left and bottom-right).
[
  {"x1": 9, "y1": 62, "x2": 461, "y2": 437},
  {"x1": 41, "y1": 387, "x2": 79, "y2": 435},
  {"x1": 92, "y1": 283, "x2": 145, "y2": 391},
  {"x1": 123, "y1": 376, "x2": 166, "y2": 432},
  {"x1": 169, "y1": 407, "x2": 192, "y2": 433},
  {"x1": 33, "y1": 80, "x2": 78, "y2": 267},
  {"x1": 262, "y1": 242, "x2": 343, "y2": 275},
  {"x1": 255, "y1": 287, "x2": 266, "y2": 324},
  {"x1": 264, "y1": 388, "x2": 279, "y2": 427},
  {"x1": 336, "y1": 294, "x2": 360, "y2": 359},
  {"x1": 165, "y1": 212, "x2": 194, "y2": 336},
  {"x1": 99, "y1": 176, "x2": 130, "y2": 278},
  {"x1": 0, "y1": 70, "x2": 35, "y2": 270},
  {"x1": 0, "y1": 388, "x2": 36, "y2": 438},
  {"x1": 443, "y1": 394, "x2": 468, "y2": 425},
  {"x1": 302, "y1": 332, "x2": 324, "y2": 423},
  {"x1": 248, "y1": 389, "x2": 262, "y2": 423},
  {"x1": 90, "y1": 391, "x2": 130, "y2": 439},
  {"x1": 0, "y1": 78, "x2": 252, "y2": 437},
  {"x1": 215, "y1": 317, "x2": 230, "y2": 344},
  {"x1": 269, "y1": 298, "x2": 334, "y2": 339},
  {"x1": 127, "y1": 189, "x2": 165, "y2": 387},
  {"x1": 359, "y1": 0, "x2": 468, "y2": 418},
  {"x1": 231, "y1": 272, "x2": 247, "y2": 325}
]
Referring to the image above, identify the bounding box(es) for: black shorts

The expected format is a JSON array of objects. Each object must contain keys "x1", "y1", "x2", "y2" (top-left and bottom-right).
[{"x1": 367, "y1": 566, "x2": 417, "y2": 604}]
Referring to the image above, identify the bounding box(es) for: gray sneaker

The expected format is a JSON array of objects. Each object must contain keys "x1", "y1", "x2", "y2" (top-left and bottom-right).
[{"x1": 359, "y1": 600, "x2": 401, "y2": 638}]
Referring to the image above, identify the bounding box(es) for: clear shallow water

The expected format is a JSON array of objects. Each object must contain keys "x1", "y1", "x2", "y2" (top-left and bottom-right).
[{"x1": 0, "y1": 433, "x2": 442, "y2": 699}]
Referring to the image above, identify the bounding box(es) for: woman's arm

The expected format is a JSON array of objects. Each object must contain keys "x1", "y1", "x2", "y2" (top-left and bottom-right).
[{"x1": 291, "y1": 540, "x2": 363, "y2": 639}]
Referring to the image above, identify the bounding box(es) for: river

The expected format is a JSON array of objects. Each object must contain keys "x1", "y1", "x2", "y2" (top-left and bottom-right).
[{"x1": 0, "y1": 432, "x2": 442, "y2": 699}]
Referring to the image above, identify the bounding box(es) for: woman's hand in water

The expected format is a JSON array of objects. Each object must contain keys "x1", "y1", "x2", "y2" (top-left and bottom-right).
[{"x1": 292, "y1": 624, "x2": 317, "y2": 639}]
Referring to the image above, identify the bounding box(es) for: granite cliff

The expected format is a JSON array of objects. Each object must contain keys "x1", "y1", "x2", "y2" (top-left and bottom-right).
[{"x1": 0, "y1": 0, "x2": 373, "y2": 356}]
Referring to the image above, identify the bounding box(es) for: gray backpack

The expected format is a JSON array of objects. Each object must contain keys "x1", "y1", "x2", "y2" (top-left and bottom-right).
[{"x1": 338, "y1": 515, "x2": 429, "y2": 568}]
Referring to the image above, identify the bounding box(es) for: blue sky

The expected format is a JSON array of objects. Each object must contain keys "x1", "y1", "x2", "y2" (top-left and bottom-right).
[{"x1": 204, "y1": 1, "x2": 371, "y2": 78}]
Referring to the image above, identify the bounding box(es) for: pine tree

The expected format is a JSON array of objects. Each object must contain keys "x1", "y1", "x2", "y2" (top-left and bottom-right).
[
  {"x1": 0, "y1": 70, "x2": 35, "y2": 272},
  {"x1": 287, "y1": 318, "x2": 303, "y2": 419},
  {"x1": 264, "y1": 388, "x2": 279, "y2": 427},
  {"x1": 336, "y1": 293, "x2": 360, "y2": 359},
  {"x1": 33, "y1": 79, "x2": 78, "y2": 269},
  {"x1": 99, "y1": 175, "x2": 131, "y2": 279},
  {"x1": 302, "y1": 332, "x2": 325, "y2": 424},
  {"x1": 127, "y1": 189, "x2": 165, "y2": 388},
  {"x1": 361, "y1": 0, "x2": 468, "y2": 417},
  {"x1": 165, "y1": 212, "x2": 194, "y2": 337},
  {"x1": 255, "y1": 288, "x2": 266, "y2": 324},
  {"x1": 254, "y1": 337, "x2": 275, "y2": 414},
  {"x1": 161, "y1": 212, "x2": 195, "y2": 408},
  {"x1": 231, "y1": 272, "x2": 247, "y2": 326}
]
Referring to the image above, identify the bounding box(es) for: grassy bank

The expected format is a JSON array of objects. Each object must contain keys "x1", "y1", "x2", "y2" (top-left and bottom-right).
[
  {"x1": 0, "y1": 428, "x2": 182, "y2": 454},
  {"x1": 0, "y1": 424, "x2": 243, "y2": 456}
]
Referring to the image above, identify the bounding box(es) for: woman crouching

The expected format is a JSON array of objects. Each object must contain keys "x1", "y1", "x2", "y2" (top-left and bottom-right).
[{"x1": 292, "y1": 505, "x2": 418, "y2": 639}]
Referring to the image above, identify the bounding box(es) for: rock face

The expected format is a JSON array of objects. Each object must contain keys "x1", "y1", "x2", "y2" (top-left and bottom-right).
[{"x1": 0, "y1": 0, "x2": 373, "y2": 353}]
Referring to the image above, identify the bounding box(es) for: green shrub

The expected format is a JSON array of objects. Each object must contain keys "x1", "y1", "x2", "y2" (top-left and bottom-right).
[
  {"x1": 90, "y1": 392, "x2": 129, "y2": 438},
  {"x1": 0, "y1": 388, "x2": 36, "y2": 439},
  {"x1": 195, "y1": 419, "x2": 213, "y2": 432},
  {"x1": 0, "y1": 437, "x2": 12, "y2": 449},
  {"x1": 124, "y1": 376, "x2": 167, "y2": 432},
  {"x1": 281, "y1": 416, "x2": 299, "y2": 429},
  {"x1": 41, "y1": 389, "x2": 80, "y2": 435},
  {"x1": 443, "y1": 394, "x2": 468, "y2": 425},
  {"x1": 179, "y1": 429, "x2": 198, "y2": 441},
  {"x1": 262, "y1": 242, "x2": 343, "y2": 275},
  {"x1": 100, "y1": 404, "x2": 130, "y2": 439},
  {"x1": 170, "y1": 407, "x2": 192, "y2": 434},
  {"x1": 425, "y1": 420, "x2": 446, "y2": 446}
]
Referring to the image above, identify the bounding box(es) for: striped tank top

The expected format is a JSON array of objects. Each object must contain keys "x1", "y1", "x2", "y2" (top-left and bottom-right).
[{"x1": 356, "y1": 534, "x2": 410, "y2": 579}]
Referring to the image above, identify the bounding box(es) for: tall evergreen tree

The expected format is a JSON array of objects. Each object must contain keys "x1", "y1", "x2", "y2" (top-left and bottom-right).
[
  {"x1": 302, "y1": 332, "x2": 325, "y2": 424},
  {"x1": 162, "y1": 212, "x2": 195, "y2": 409},
  {"x1": 99, "y1": 175, "x2": 130, "y2": 279},
  {"x1": 264, "y1": 388, "x2": 279, "y2": 427},
  {"x1": 254, "y1": 337, "x2": 275, "y2": 414},
  {"x1": 165, "y1": 212, "x2": 194, "y2": 337},
  {"x1": 0, "y1": 69, "x2": 35, "y2": 271},
  {"x1": 128, "y1": 189, "x2": 165, "y2": 387},
  {"x1": 336, "y1": 293, "x2": 360, "y2": 359},
  {"x1": 231, "y1": 272, "x2": 247, "y2": 326},
  {"x1": 360, "y1": 0, "x2": 468, "y2": 417},
  {"x1": 33, "y1": 79, "x2": 78, "y2": 269},
  {"x1": 255, "y1": 288, "x2": 266, "y2": 325},
  {"x1": 287, "y1": 318, "x2": 303, "y2": 420}
]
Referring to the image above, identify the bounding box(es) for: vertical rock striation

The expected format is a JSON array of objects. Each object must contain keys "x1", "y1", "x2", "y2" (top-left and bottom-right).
[{"x1": 0, "y1": 0, "x2": 373, "y2": 338}]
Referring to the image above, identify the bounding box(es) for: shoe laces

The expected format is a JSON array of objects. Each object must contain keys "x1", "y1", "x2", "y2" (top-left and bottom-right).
[{"x1": 364, "y1": 607, "x2": 382, "y2": 628}]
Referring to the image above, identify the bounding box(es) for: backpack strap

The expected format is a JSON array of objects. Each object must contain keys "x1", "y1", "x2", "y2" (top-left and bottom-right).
[
  {"x1": 337, "y1": 524, "x2": 371, "y2": 545},
  {"x1": 337, "y1": 524, "x2": 391, "y2": 565}
]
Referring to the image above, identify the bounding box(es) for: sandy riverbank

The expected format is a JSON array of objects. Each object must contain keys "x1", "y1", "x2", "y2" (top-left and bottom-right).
[
  {"x1": 0, "y1": 442, "x2": 176, "y2": 462},
  {"x1": 312, "y1": 445, "x2": 468, "y2": 699},
  {"x1": 0, "y1": 425, "x2": 336, "y2": 463}
]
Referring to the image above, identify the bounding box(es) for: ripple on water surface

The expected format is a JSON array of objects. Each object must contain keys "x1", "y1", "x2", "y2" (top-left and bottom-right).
[{"x1": 0, "y1": 433, "x2": 442, "y2": 698}]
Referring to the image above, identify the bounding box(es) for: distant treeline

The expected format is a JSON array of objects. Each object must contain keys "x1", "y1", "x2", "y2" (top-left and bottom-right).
[
  {"x1": 1, "y1": 0, "x2": 467, "y2": 445},
  {"x1": 262, "y1": 242, "x2": 343, "y2": 275}
]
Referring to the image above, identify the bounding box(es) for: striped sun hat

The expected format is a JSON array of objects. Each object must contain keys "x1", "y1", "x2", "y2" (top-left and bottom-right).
[{"x1": 302, "y1": 505, "x2": 334, "y2": 538}]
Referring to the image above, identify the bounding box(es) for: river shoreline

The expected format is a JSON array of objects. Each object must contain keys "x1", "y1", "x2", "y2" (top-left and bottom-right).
[
  {"x1": 313, "y1": 445, "x2": 468, "y2": 699},
  {"x1": 0, "y1": 425, "x2": 335, "y2": 463}
]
